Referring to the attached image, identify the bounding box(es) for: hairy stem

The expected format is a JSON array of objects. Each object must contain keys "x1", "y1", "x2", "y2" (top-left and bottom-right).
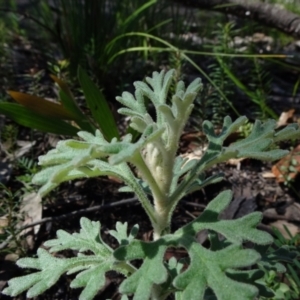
[{"x1": 133, "y1": 152, "x2": 173, "y2": 239}]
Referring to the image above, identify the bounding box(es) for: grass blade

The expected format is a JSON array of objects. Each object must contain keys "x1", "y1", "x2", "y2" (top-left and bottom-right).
[
  {"x1": 77, "y1": 66, "x2": 119, "y2": 140},
  {"x1": 51, "y1": 75, "x2": 95, "y2": 133}
]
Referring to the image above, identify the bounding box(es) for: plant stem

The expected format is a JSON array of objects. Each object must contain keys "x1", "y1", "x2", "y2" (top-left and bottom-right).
[
  {"x1": 119, "y1": 163, "x2": 158, "y2": 228},
  {"x1": 169, "y1": 148, "x2": 237, "y2": 210},
  {"x1": 133, "y1": 153, "x2": 171, "y2": 239}
]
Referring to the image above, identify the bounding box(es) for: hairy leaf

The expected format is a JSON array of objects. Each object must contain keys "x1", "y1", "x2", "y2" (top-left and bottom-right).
[
  {"x1": 2, "y1": 218, "x2": 132, "y2": 299},
  {"x1": 114, "y1": 191, "x2": 273, "y2": 299}
]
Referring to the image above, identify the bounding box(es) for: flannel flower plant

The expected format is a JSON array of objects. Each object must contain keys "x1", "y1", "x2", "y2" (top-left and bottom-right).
[{"x1": 3, "y1": 70, "x2": 300, "y2": 300}]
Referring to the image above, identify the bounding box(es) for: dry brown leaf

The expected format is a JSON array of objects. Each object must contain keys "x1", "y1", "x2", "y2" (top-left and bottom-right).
[
  {"x1": 0, "y1": 215, "x2": 9, "y2": 234},
  {"x1": 227, "y1": 157, "x2": 245, "y2": 166},
  {"x1": 286, "y1": 202, "x2": 300, "y2": 222},
  {"x1": 180, "y1": 130, "x2": 209, "y2": 153},
  {"x1": 276, "y1": 109, "x2": 295, "y2": 128},
  {"x1": 48, "y1": 134, "x2": 60, "y2": 148},
  {"x1": 4, "y1": 253, "x2": 19, "y2": 262},
  {"x1": 262, "y1": 171, "x2": 276, "y2": 178},
  {"x1": 19, "y1": 192, "x2": 42, "y2": 235},
  {"x1": 272, "y1": 144, "x2": 300, "y2": 182},
  {"x1": 180, "y1": 148, "x2": 205, "y2": 168},
  {"x1": 2, "y1": 140, "x2": 36, "y2": 159},
  {"x1": 17, "y1": 192, "x2": 42, "y2": 250},
  {"x1": 269, "y1": 220, "x2": 299, "y2": 239},
  {"x1": 264, "y1": 202, "x2": 300, "y2": 222},
  {"x1": 15, "y1": 140, "x2": 36, "y2": 158}
]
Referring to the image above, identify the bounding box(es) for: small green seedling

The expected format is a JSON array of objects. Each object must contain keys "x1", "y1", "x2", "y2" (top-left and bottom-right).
[{"x1": 3, "y1": 70, "x2": 300, "y2": 300}]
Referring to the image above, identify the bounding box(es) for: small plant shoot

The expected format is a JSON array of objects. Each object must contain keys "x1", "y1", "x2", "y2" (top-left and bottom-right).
[{"x1": 3, "y1": 70, "x2": 300, "y2": 300}]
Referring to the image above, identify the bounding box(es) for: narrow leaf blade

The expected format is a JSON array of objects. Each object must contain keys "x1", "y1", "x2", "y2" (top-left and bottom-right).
[
  {"x1": 51, "y1": 75, "x2": 95, "y2": 132},
  {"x1": 0, "y1": 103, "x2": 78, "y2": 135},
  {"x1": 77, "y1": 66, "x2": 119, "y2": 140},
  {"x1": 7, "y1": 91, "x2": 77, "y2": 120}
]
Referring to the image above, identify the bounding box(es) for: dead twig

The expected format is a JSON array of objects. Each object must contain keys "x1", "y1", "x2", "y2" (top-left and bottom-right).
[{"x1": 0, "y1": 197, "x2": 138, "y2": 250}]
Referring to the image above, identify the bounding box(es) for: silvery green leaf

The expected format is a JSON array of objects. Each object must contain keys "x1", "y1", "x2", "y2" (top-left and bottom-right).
[
  {"x1": 9, "y1": 68, "x2": 300, "y2": 300},
  {"x1": 115, "y1": 239, "x2": 169, "y2": 300},
  {"x1": 176, "y1": 80, "x2": 185, "y2": 93},
  {"x1": 77, "y1": 130, "x2": 104, "y2": 143},
  {"x1": 109, "y1": 222, "x2": 139, "y2": 246},
  {"x1": 143, "y1": 69, "x2": 175, "y2": 105},
  {"x1": 117, "y1": 107, "x2": 144, "y2": 118},
  {"x1": 116, "y1": 91, "x2": 146, "y2": 113},
  {"x1": 33, "y1": 159, "x2": 120, "y2": 196},
  {"x1": 173, "y1": 242, "x2": 260, "y2": 300},
  {"x1": 2, "y1": 248, "x2": 103, "y2": 298},
  {"x1": 45, "y1": 217, "x2": 111, "y2": 255},
  {"x1": 114, "y1": 190, "x2": 273, "y2": 300},
  {"x1": 135, "y1": 80, "x2": 158, "y2": 105},
  {"x1": 70, "y1": 263, "x2": 111, "y2": 300},
  {"x1": 274, "y1": 123, "x2": 300, "y2": 142},
  {"x1": 130, "y1": 115, "x2": 152, "y2": 132},
  {"x1": 109, "y1": 125, "x2": 165, "y2": 165},
  {"x1": 177, "y1": 190, "x2": 273, "y2": 245},
  {"x1": 202, "y1": 116, "x2": 247, "y2": 144},
  {"x1": 3, "y1": 218, "x2": 131, "y2": 299},
  {"x1": 226, "y1": 119, "x2": 300, "y2": 161},
  {"x1": 236, "y1": 149, "x2": 289, "y2": 161},
  {"x1": 185, "y1": 77, "x2": 202, "y2": 94}
]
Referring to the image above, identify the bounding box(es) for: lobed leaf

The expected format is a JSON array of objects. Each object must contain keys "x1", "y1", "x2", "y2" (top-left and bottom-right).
[
  {"x1": 114, "y1": 190, "x2": 273, "y2": 299},
  {"x1": 174, "y1": 242, "x2": 260, "y2": 300},
  {"x1": 177, "y1": 190, "x2": 273, "y2": 245},
  {"x1": 7, "y1": 69, "x2": 299, "y2": 300},
  {"x1": 45, "y1": 218, "x2": 112, "y2": 256},
  {"x1": 228, "y1": 119, "x2": 300, "y2": 160},
  {"x1": 3, "y1": 248, "x2": 78, "y2": 297},
  {"x1": 2, "y1": 218, "x2": 129, "y2": 299},
  {"x1": 115, "y1": 240, "x2": 169, "y2": 300},
  {"x1": 70, "y1": 263, "x2": 112, "y2": 300},
  {"x1": 109, "y1": 222, "x2": 139, "y2": 246}
]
